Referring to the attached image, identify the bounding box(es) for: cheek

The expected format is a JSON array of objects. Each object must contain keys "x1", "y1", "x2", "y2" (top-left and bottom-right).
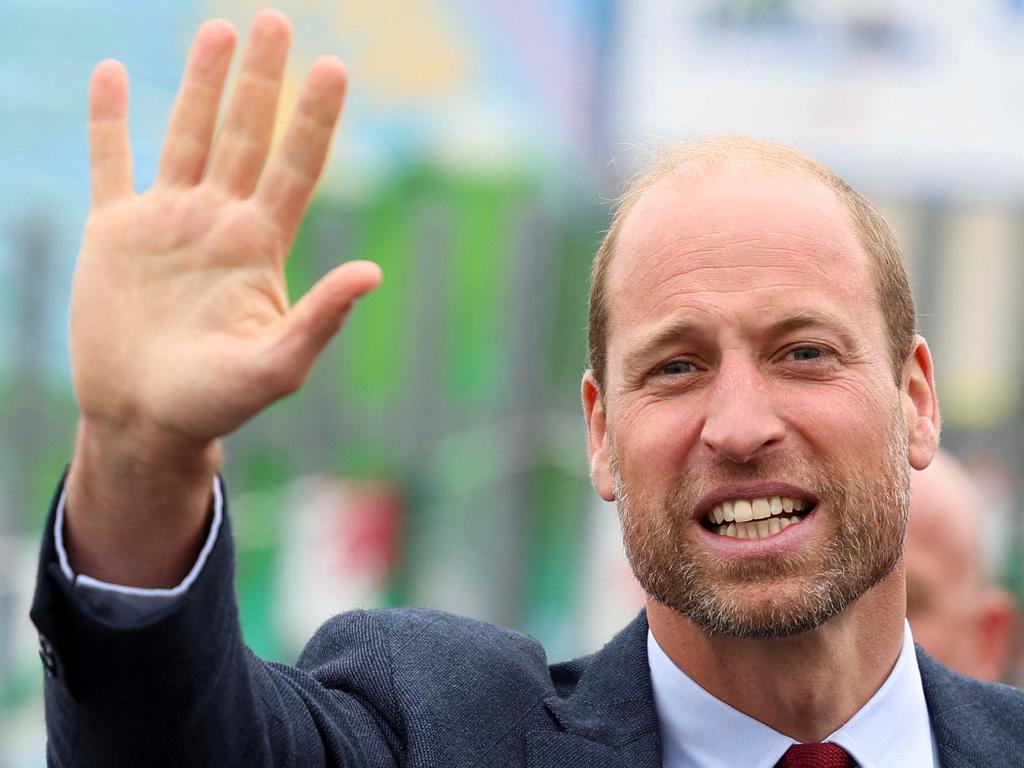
[
  {"x1": 776, "y1": 379, "x2": 898, "y2": 453},
  {"x1": 613, "y1": 398, "x2": 705, "y2": 479}
]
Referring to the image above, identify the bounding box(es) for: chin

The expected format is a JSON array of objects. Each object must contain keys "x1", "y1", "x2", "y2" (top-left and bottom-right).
[{"x1": 650, "y1": 574, "x2": 856, "y2": 640}]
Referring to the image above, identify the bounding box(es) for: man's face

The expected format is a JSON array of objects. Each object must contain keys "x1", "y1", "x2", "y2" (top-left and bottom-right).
[{"x1": 584, "y1": 167, "x2": 931, "y2": 639}]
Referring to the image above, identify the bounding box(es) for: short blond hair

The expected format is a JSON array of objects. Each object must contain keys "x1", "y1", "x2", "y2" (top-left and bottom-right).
[{"x1": 587, "y1": 136, "x2": 916, "y2": 388}]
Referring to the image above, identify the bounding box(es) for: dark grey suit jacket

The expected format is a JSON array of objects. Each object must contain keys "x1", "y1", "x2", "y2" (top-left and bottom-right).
[{"x1": 30, "y1": 486, "x2": 1024, "y2": 767}]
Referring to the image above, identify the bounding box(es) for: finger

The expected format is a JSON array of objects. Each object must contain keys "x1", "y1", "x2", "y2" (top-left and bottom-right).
[
  {"x1": 255, "y1": 56, "x2": 347, "y2": 244},
  {"x1": 205, "y1": 9, "x2": 291, "y2": 196},
  {"x1": 156, "y1": 19, "x2": 236, "y2": 187},
  {"x1": 268, "y1": 261, "x2": 383, "y2": 385},
  {"x1": 88, "y1": 60, "x2": 133, "y2": 208}
]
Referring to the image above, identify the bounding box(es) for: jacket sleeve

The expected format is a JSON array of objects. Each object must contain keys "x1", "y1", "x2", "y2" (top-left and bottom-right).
[
  {"x1": 49, "y1": 476, "x2": 224, "y2": 627},
  {"x1": 29, "y1": 476, "x2": 403, "y2": 768}
]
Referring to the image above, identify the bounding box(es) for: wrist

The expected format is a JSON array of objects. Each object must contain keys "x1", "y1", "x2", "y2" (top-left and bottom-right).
[
  {"x1": 63, "y1": 418, "x2": 223, "y2": 589},
  {"x1": 72, "y1": 417, "x2": 222, "y2": 473}
]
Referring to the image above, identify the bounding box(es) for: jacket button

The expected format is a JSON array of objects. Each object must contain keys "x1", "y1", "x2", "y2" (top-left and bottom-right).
[{"x1": 38, "y1": 635, "x2": 58, "y2": 678}]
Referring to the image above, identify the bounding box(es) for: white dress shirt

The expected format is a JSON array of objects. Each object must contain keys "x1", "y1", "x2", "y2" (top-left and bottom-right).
[
  {"x1": 648, "y1": 621, "x2": 940, "y2": 768},
  {"x1": 54, "y1": 477, "x2": 225, "y2": 625}
]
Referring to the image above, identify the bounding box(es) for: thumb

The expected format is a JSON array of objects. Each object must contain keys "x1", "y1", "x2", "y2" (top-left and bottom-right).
[{"x1": 270, "y1": 259, "x2": 382, "y2": 381}]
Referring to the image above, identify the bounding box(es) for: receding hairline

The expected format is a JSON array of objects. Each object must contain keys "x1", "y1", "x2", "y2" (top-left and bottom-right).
[
  {"x1": 587, "y1": 135, "x2": 916, "y2": 387},
  {"x1": 613, "y1": 137, "x2": 860, "y2": 246}
]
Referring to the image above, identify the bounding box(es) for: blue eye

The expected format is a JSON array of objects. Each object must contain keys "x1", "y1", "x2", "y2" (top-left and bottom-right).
[
  {"x1": 662, "y1": 360, "x2": 695, "y2": 375},
  {"x1": 789, "y1": 346, "x2": 825, "y2": 361}
]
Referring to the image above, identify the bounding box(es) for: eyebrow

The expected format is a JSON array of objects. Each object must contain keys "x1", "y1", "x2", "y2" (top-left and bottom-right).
[
  {"x1": 771, "y1": 309, "x2": 861, "y2": 349},
  {"x1": 621, "y1": 309, "x2": 861, "y2": 374},
  {"x1": 622, "y1": 318, "x2": 709, "y2": 374}
]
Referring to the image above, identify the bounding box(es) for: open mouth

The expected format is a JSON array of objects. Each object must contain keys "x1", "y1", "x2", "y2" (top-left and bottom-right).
[{"x1": 700, "y1": 496, "x2": 816, "y2": 540}]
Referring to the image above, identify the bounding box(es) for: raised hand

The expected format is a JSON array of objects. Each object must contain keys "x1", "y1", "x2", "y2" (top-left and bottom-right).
[
  {"x1": 73, "y1": 11, "x2": 380, "y2": 445},
  {"x1": 65, "y1": 11, "x2": 379, "y2": 587}
]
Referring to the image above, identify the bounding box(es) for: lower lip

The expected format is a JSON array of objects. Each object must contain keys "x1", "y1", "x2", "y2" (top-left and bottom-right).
[{"x1": 695, "y1": 509, "x2": 819, "y2": 559}]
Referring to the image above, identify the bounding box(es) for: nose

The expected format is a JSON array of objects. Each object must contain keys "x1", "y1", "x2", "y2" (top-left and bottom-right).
[{"x1": 700, "y1": 359, "x2": 785, "y2": 464}]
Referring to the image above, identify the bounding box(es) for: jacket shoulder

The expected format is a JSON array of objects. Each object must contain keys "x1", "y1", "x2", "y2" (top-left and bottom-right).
[
  {"x1": 299, "y1": 607, "x2": 553, "y2": 681},
  {"x1": 297, "y1": 608, "x2": 563, "y2": 757},
  {"x1": 918, "y1": 647, "x2": 1024, "y2": 757}
]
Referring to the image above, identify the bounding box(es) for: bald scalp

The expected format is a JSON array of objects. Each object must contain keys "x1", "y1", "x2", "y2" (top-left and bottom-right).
[{"x1": 587, "y1": 136, "x2": 916, "y2": 389}]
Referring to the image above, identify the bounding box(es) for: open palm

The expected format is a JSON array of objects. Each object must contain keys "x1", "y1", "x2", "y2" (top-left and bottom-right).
[{"x1": 71, "y1": 11, "x2": 380, "y2": 444}]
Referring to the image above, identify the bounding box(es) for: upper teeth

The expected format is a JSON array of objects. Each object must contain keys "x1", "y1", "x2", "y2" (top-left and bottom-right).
[{"x1": 708, "y1": 496, "x2": 806, "y2": 525}]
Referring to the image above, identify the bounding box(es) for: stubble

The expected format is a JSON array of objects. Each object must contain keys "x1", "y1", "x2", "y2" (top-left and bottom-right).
[{"x1": 612, "y1": 406, "x2": 911, "y2": 639}]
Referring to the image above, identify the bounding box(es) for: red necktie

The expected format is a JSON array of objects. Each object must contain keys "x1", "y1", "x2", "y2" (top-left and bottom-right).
[{"x1": 775, "y1": 743, "x2": 856, "y2": 768}]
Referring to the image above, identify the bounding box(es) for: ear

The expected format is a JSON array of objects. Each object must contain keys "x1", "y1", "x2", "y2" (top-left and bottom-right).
[
  {"x1": 582, "y1": 370, "x2": 616, "y2": 502},
  {"x1": 901, "y1": 336, "x2": 941, "y2": 470},
  {"x1": 974, "y1": 587, "x2": 1017, "y2": 683}
]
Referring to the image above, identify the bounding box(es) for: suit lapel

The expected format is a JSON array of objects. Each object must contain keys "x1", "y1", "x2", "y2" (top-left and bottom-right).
[{"x1": 526, "y1": 613, "x2": 660, "y2": 768}]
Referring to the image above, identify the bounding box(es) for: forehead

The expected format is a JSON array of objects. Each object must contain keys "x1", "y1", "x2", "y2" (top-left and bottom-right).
[{"x1": 606, "y1": 167, "x2": 880, "y2": 345}]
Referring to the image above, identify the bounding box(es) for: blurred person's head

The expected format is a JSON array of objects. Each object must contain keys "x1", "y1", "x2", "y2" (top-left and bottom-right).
[
  {"x1": 582, "y1": 135, "x2": 940, "y2": 640},
  {"x1": 906, "y1": 450, "x2": 1016, "y2": 681}
]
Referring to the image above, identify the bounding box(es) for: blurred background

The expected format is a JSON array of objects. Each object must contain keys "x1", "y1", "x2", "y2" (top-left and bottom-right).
[{"x1": 2, "y1": 0, "x2": 1024, "y2": 763}]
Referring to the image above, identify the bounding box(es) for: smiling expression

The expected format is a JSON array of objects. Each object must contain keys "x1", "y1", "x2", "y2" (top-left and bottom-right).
[{"x1": 584, "y1": 163, "x2": 930, "y2": 638}]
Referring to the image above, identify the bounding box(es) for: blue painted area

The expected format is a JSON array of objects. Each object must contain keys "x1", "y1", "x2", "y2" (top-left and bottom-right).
[{"x1": 0, "y1": 0, "x2": 203, "y2": 379}]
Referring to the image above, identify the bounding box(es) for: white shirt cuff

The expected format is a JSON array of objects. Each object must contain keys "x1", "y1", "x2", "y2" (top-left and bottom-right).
[{"x1": 54, "y1": 476, "x2": 224, "y2": 624}]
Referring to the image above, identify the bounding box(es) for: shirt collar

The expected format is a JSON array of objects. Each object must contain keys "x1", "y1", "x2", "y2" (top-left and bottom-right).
[
  {"x1": 825, "y1": 621, "x2": 937, "y2": 768},
  {"x1": 647, "y1": 620, "x2": 937, "y2": 768}
]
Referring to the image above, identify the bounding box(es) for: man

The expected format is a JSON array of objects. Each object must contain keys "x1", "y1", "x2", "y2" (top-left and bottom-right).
[
  {"x1": 30, "y1": 10, "x2": 1024, "y2": 767},
  {"x1": 905, "y1": 450, "x2": 1017, "y2": 682}
]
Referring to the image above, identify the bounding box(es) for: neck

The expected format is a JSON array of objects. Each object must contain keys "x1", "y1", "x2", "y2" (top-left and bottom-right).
[{"x1": 647, "y1": 568, "x2": 907, "y2": 743}]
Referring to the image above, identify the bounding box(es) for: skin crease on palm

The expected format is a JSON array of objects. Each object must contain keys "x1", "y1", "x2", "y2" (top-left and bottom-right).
[
  {"x1": 65, "y1": 11, "x2": 382, "y2": 590},
  {"x1": 582, "y1": 165, "x2": 940, "y2": 742}
]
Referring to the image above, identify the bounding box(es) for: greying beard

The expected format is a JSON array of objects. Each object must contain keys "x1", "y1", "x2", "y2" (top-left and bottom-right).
[{"x1": 611, "y1": 406, "x2": 911, "y2": 639}]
